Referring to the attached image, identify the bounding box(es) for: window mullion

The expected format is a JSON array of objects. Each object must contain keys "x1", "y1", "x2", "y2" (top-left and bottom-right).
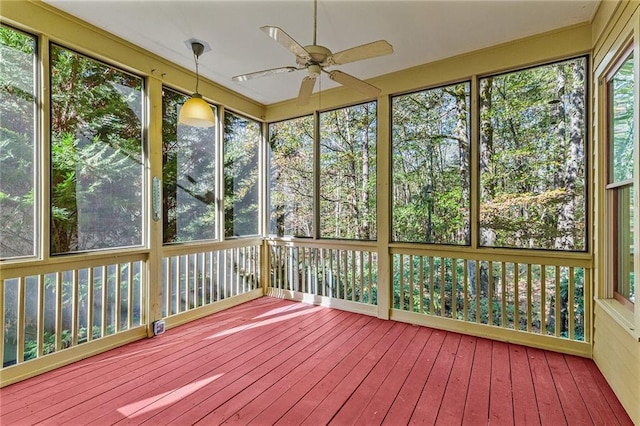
[
  {"x1": 313, "y1": 110, "x2": 321, "y2": 240},
  {"x1": 470, "y1": 76, "x2": 480, "y2": 249},
  {"x1": 41, "y1": 35, "x2": 51, "y2": 261}
]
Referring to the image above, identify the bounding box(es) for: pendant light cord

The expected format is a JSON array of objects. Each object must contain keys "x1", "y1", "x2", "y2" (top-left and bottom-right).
[{"x1": 193, "y1": 51, "x2": 200, "y2": 94}]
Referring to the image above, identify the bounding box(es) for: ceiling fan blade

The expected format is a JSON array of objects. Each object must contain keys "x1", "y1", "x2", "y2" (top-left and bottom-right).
[
  {"x1": 232, "y1": 66, "x2": 300, "y2": 82},
  {"x1": 260, "y1": 26, "x2": 311, "y2": 62},
  {"x1": 327, "y1": 40, "x2": 393, "y2": 66},
  {"x1": 328, "y1": 70, "x2": 381, "y2": 98},
  {"x1": 296, "y1": 76, "x2": 317, "y2": 106}
]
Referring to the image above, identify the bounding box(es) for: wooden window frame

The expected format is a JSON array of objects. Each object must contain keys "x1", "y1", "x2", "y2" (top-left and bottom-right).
[{"x1": 605, "y1": 43, "x2": 635, "y2": 310}]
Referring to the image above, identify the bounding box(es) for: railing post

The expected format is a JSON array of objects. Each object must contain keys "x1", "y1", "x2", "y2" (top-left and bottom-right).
[
  {"x1": 146, "y1": 76, "x2": 164, "y2": 337},
  {"x1": 376, "y1": 96, "x2": 391, "y2": 320},
  {"x1": 261, "y1": 239, "x2": 270, "y2": 294}
]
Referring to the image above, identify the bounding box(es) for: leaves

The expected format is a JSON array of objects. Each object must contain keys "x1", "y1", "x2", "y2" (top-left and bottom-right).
[
  {"x1": 392, "y1": 82, "x2": 471, "y2": 244},
  {"x1": 479, "y1": 58, "x2": 587, "y2": 250},
  {"x1": 0, "y1": 25, "x2": 37, "y2": 258},
  {"x1": 49, "y1": 45, "x2": 144, "y2": 253}
]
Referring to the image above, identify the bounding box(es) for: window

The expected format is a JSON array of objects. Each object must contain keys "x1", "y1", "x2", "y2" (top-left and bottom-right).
[
  {"x1": 0, "y1": 25, "x2": 37, "y2": 259},
  {"x1": 607, "y1": 49, "x2": 635, "y2": 307},
  {"x1": 479, "y1": 57, "x2": 588, "y2": 250},
  {"x1": 268, "y1": 115, "x2": 314, "y2": 237},
  {"x1": 223, "y1": 111, "x2": 260, "y2": 237},
  {"x1": 162, "y1": 88, "x2": 217, "y2": 244},
  {"x1": 392, "y1": 82, "x2": 471, "y2": 245},
  {"x1": 319, "y1": 102, "x2": 377, "y2": 240},
  {"x1": 50, "y1": 44, "x2": 144, "y2": 254}
]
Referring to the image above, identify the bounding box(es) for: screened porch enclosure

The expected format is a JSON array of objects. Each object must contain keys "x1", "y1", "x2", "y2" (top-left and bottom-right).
[
  {"x1": 1, "y1": 0, "x2": 640, "y2": 423},
  {"x1": 1, "y1": 21, "x2": 595, "y2": 381}
]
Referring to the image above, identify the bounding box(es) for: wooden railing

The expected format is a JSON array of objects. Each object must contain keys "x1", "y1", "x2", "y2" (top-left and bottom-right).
[
  {"x1": 266, "y1": 240, "x2": 378, "y2": 314},
  {"x1": 1, "y1": 237, "x2": 593, "y2": 383},
  {"x1": 1, "y1": 253, "x2": 146, "y2": 369},
  {"x1": 390, "y1": 247, "x2": 591, "y2": 354},
  {"x1": 161, "y1": 240, "x2": 262, "y2": 321},
  {"x1": 266, "y1": 240, "x2": 591, "y2": 355},
  {"x1": 0, "y1": 239, "x2": 262, "y2": 384}
]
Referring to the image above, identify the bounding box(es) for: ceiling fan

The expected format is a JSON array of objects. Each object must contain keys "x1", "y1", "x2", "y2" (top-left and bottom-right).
[{"x1": 232, "y1": 0, "x2": 393, "y2": 106}]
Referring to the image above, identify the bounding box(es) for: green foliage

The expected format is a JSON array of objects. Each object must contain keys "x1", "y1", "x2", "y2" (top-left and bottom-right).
[
  {"x1": 391, "y1": 254, "x2": 585, "y2": 341},
  {"x1": 479, "y1": 58, "x2": 587, "y2": 250},
  {"x1": 224, "y1": 112, "x2": 260, "y2": 237},
  {"x1": 162, "y1": 88, "x2": 217, "y2": 243},
  {"x1": 3, "y1": 264, "x2": 142, "y2": 366},
  {"x1": 0, "y1": 25, "x2": 37, "y2": 258},
  {"x1": 49, "y1": 44, "x2": 144, "y2": 253},
  {"x1": 319, "y1": 102, "x2": 377, "y2": 240},
  {"x1": 268, "y1": 116, "x2": 314, "y2": 237},
  {"x1": 610, "y1": 53, "x2": 635, "y2": 182},
  {"x1": 392, "y1": 82, "x2": 471, "y2": 244}
]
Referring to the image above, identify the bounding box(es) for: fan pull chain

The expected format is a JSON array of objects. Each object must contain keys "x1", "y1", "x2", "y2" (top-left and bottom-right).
[{"x1": 318, "y1": 71, "x2": 321, "y2": 111}]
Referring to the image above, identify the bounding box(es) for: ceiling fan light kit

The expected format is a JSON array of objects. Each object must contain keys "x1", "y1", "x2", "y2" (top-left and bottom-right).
[
  {"x1": 232, "y1": 0, "x2": 393, "y2": 106},
  {"x1": 179, "y1": 40, "x2": 216, "y2": 128}
]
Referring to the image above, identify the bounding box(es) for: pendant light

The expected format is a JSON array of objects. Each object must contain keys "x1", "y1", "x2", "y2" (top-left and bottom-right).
[{"x1": 179, "y1": 41, "x2": 216, "y2": 127}]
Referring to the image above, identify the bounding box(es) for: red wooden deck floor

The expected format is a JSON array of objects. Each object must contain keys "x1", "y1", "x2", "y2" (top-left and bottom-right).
[{"x1": 0, "y1": 297, "x2": 633, "y2": 425}]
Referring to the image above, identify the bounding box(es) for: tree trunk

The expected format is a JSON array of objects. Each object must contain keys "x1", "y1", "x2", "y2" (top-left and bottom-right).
[
  {"x1": 555, "y1": 62, "x2": 583, "y2": 250},
  {"x1": 453, "y1": 84, "x2": 470, "y2": 244},
  {"x1": 479, "y1": 78, "x2": 496, "y2": 246},
  {"x1": 361, "y1": 105, "x2": 371, "y2": 240}
]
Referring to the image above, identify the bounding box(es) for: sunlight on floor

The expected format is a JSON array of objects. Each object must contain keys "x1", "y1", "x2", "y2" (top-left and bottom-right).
[
  {"x1": 118, "y1": 374, "x2": 223, "y2": 417},
  {"x1": 252, "y1": 301, "x2": 312, "y2": 319},
  {"x1": 207, "y1": 305, "x2": 323, "y2": 339}
]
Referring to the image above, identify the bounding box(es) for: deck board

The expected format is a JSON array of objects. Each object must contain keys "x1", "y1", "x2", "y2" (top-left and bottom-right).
[
  {"x1": 510, "y1": 344, "x2": 541, "y2": 425},
  {"x1": 528, "y1": 347, "x2": 566, "y2": 425},
  {"x1": 58, "y1": 304, "x2": 325, "y2": 424},
  {"x1": 355, "y1": 326, "x2": 433, "y2": 425},
  {"x1": 462, "y1": 337, "x2": 492, "y2": 425},
  {"x1": 330, "y1": 324, "x2": 419, "y2": 424},
  {"x1": 488, "y1": 341, "x2": 515, "y2": 425},
  {"x1": 0, "y1": 297, "x2": 633, "y2": 426},
  {"x1": 276, "y1": 320, "x2": 398, "y2": 424},
  {"x1": 382, "y1": 329, "x2": 447, "y2": 425},
  {"x1": 437, "y1": 335, "x2": 476, "y2": 424},
  {"x1": 299, "y1": 322, "x2": 409, "y2": 425},
  {"x1": 545, "y1": 351, "x2": 592, "y2": 425},
  {"x1": 410, "y1": 332, "x2": 461, "y2": 424},
  {"x1": 224, "y1": 314, "x2": 374, "y2": 424}
]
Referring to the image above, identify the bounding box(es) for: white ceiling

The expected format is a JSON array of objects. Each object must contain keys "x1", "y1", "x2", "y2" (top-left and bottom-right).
[{"x1": 45, "y1": 0, "x2": 599, "y2": 106}]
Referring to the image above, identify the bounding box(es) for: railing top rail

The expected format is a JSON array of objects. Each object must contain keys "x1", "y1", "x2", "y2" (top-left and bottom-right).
[
  {"x1": 265, "y1": 237, "x2": 377, "y2": 251},
  {"x1": 390, "y1": 244, "x2": 592, "y2": 268},
  {"x1": 0, "y1": 251, "x2": 148, "y2": 280},
  {"x1": 162, "y1": 237, "x2": 263, "y2": 257}
]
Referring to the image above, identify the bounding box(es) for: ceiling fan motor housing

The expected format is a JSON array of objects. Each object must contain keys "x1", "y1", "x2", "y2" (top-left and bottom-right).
[
  {"x1": 307, "y1": 64, "x2": 322, "y2": 77},
  {"x1": 299, "y1": 45, "x2": 332, "y2": 67}
]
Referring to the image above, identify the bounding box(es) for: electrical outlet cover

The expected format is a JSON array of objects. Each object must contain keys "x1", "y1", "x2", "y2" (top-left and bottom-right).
[{"x1": 153, "y1": 320, "x2": 165, "y2": 336}]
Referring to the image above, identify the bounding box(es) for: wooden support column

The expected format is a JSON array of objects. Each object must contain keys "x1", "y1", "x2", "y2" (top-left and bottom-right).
[{"x1": 376, "y1": 95, "x2": 391, "y2": 319}]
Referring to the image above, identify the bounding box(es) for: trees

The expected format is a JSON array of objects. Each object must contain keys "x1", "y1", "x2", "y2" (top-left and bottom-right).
[
  {"x1": 0, "y1": 25, "x2": 36, "y2": 259},
  {"x1": 50, "y1": 45, "x2": 144, "y2": 254},
  {"x1": 162, "y1": 88, "x2": 217, "y2": 243},
  {"x1": 224, "y1": 112, "x2": 260, "y2": 237},
  {"x1": 392, "y1": 82, "x2": 471, "y2": 245},
  {"x1": 320, "y1": 102, "x2": 377, "y2": 240},
  {"x1": 479, "y1": 57, "x2": 587, "y2": 250},
  {"x1": 268, "y1": 115, "x2": 314, "y2": 237}
]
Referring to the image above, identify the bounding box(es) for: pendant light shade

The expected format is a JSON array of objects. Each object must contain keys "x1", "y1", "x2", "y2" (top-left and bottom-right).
[
  {"x1": 179, "y1": 41, "x2": 215, "y2": 128},
  {"x1": 179, "y1": 94, "x2": 215, "y2": 127}
]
